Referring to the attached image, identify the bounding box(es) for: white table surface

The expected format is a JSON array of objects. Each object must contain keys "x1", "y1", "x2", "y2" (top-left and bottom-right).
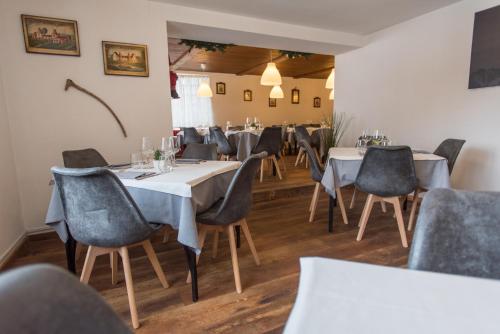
[
  {"x1": 285, "y1": 257, "x2": 500, "y2": 334},
  {"x1": 116, "y1": 161, "x2": 241, "y2": 197},
  {"x1": 328, "y1": 147, "x2": 445, "y2": 161}
]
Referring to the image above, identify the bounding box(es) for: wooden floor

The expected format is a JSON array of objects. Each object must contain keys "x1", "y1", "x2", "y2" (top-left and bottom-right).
[{"x1": 5, "y1": 155, "x2": 413, "y2": 333}]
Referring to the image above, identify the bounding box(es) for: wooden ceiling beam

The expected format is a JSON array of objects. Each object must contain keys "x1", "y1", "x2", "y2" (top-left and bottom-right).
[
  {"x1": 171, "y1": 48, "x2": 200, "y2": 70},
  {"x1": 293, "y1": 66, "x2": 334, "y2": 79},
  {"x1": 236, "y1": 54, "x2": 288, "y2": 76}
]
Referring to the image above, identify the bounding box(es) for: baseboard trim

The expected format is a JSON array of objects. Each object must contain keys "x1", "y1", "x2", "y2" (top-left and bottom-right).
[
  {"x1": 0, "y1": 232, "x2": 27, "y2": 270},
  {"x1": 26, "y1": 226, "x2": 53, "y2": 236}
]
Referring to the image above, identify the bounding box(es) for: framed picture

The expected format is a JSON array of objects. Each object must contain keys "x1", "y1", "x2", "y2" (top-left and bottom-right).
[
  {"x1": 243, "y1": 89, "x2": 252, "y2": 101},
  {"x1": 269, "y1": 98, "x2": 277, "y2": 107},
  {"x1": 291, "y1": 88, "x2": 300, "y2": 104},
  {"x1": 216, "y1": 82, "x2": 226, "y2": 94},
  {"x1": 102, "y1": 41, "x2": 149, "y2": 77},
  {"x1": 21, "y1": 14, "x2": 80, "y2": 56},
  {"x1": 313, "y1": 97, "x2": 321, "y2": 108}
]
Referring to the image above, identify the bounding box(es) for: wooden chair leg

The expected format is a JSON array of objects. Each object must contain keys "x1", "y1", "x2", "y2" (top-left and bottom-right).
[
  {"x1": 408, "y1": 189, "x2": 421, "y2": 231},
  {"x1": 281, "y1": 155, "x2": 287, "y2": 174},
  {"x1": 212, "y1": 231, "x2": 219, "y2": 259},
  {"x1": 295, "y1": 148, "x2": 303, "y2": 166},
  {"x1": 142, "y1": 240, "x2": 169, "y2": 288},
  {"x1": 349, "y1": 188, "x2": 357, "y2": 209},
  {"x1": 309, "y1": 183, "x2": 321, "y2": 222},
  {"x1": 272, "y1": 155, "x2": 283, "y2": 180},
  {"x1": 227, "y1": 225, "x2": 242, "y2": 293},
  {"x1": 240, "y1": 219, "x2": 260, "y2": 265},
  {"x1": 111, "y1": 251, "x2": 118, "y2": 285},
  {"x1": 162, "y1": 229, "x2": 170, "y2": 243},
  {"x1": 260, "y1": 159, "x2": 265, "y2": 183},
  {"x1": 356, "y1": 194, "x2": 375, "y2": 241},
  {"x1": 118, "y1": 247, "x2": 140, "y2": 329},
  {"x1": 336, "y1": 187, "x2": 349, "y2": 225},
  {"x1": 80, "y1": 246, "x2": 98, "y2": 284},
  {"x1": 390, "y1": 197, "x2": 408, "y2": 248},
  {"x1": 305, "y1": 155, "x2": 309, "y2": 168},
  {"x1": 380, "y1": 200, "x2": 387, "y2": 213}
]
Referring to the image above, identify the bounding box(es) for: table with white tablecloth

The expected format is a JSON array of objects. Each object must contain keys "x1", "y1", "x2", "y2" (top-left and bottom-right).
[
  {"x1": 285, "y1": 257, "x2": 500, "y2": 334},
  {"x1": 225, "y1": 129, "x2": 262, "y2": 161}
]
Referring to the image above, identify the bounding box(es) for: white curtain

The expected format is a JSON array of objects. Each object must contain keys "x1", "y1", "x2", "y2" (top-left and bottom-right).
[{"x1": 171, "y1": 75, "x2": 214, "y2": 127}]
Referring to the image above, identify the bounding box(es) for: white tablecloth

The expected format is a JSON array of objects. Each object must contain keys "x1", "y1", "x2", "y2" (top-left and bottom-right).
[{"x1": 285, "y1": 257, "x2": 500, "y2": 334}]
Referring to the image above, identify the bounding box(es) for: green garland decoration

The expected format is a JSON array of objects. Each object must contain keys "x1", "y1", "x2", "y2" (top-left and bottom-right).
[
  {"x1": 179, "y1": 39, "x2": 234, "y2": 53},
  {"x1": 279, "y1": 50, "x2": 312, "y2": 59}
]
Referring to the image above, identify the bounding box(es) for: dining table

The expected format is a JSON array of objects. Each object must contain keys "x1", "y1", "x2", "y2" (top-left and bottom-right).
[
  {"x1": 284, "y1": 257, "x2": 500, "y2": 334},
  {"x1": 321, "y1": 147, "x2": 450, "y2": 232},
  {"x1": 45, "y1": 160, "x2": 241, "y2": 302},
  {"x1": 225, "y1": 129, "x2": 263, "y2": 161}
]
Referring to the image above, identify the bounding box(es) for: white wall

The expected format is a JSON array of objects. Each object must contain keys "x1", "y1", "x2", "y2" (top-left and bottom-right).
[
  {"x1": 178, "y1": 71, "x2": 333, "y2": 126},
  {"x1": 336, "y1": 0, "x2": 500, "y2": 190},
  {"x1": 0, "y1": 64, "x2": 25, "y2": 258}
]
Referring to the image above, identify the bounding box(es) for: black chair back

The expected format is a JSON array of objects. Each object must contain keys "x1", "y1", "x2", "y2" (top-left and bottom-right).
[
  {"x1": 355, "y1": 146, "x2": 417, "y2": 197},
  {"x1": 408, "y1": 188, "x2": 500, "y2": 280},
  {"x1": 295, "y1": 126, "x2": 312, "y2": 145},
  {"x1": 299, "y1": 140, "x2": 324, "y2": 182},
  {"x1": 182, "y1": 127, "x2": 204, "y2": 145},
  {"x1": 182, "y1": 143, "x2": 218, "y2": 160},
  {"x1": 252, "y1": 127, "x2": 282, "y2": 156},
  {"x1": 51, "y1": 167, "x2": 154, "y2": 248},
  {"x1": 211, "y1": 128, "x2": 236, "y2": 155},
  {"x1": 63, "y1": 148, "x2": 108, "y2": 168},
  {"x1": 433, "y1": 139, "x2": 465, "y2": 175},
  {"x1": 209, "y1": 126, "x2": 222, "y2": 144}
]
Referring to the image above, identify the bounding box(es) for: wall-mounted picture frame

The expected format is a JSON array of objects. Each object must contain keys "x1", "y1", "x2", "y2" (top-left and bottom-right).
[
  {"x1": 291, "y1": 88, "x2": 300, "y2": 104},
  {"x1": 313, "y1": 97, "x2": 321, "y2": 108},
  {"x1": 102, "y1": 41, "x2": 149, "y2": 77},
  {"x1": 244, "y1": 89, "x2": 252, "y2": 101},
  {"x1": 269, "y1": 98, "x2": 277, "y2": 107},
  {"x1": 21, "y1": 14, "x2": 80, "y2": 56},
  {"x1": 216, "y1": 82, "x2": 226, "y2": 94}
]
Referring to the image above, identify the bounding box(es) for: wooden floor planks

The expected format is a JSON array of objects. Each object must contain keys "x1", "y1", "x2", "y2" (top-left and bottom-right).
[{"x1": 5, "y1": 156, "x2": 413, "y2": 333}]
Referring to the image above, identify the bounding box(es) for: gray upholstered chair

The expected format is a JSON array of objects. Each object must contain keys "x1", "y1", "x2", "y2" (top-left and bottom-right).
[
  {"x1": 294, "y1": 126, "x2": 313, "y2": 167},
  {"x1": 208, "y1": 126, "x2": 222, "y2": 144},
  {"x1": 355, "y1": 146, "x2": 417, "y2": 247},
  {"x1": 252, "y1": 127, "x2": 284, "y2": 182},
  {"x1": 211, "y1": 127, "x2": 236, "y2": 160},
  {"x1": 188, "y1": 152, "x2": 266, "y2": 293},
  {"x1": 408, "y1": 188, "x2": 500, "y2": 279},
  {"x1": 63, "y1": 148, "x2": 108, "y2": 168},
  {"x1": 182, "y1": 143, "x2": 218, "y2": 160},
  {"x1": 182, "y1": 127, "x2": 204, "y2": 145},
  {"x1": 407, "y1": 138, "x2": 466, "y2": 231},
  {"x1": 0, "y1": 264, "x2": 132, "y2": 333},
  {"x1": 51, "y1": 167, "x2": 169, "y2": 329}
]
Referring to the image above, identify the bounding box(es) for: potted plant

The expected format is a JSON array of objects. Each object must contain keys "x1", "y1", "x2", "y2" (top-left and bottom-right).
[
  {"x1": 319, "y1": 112, "x2": 352, "y2": 163},
  {"x1": 153, "y1": 149, "x2": 162, "y2": 171}
]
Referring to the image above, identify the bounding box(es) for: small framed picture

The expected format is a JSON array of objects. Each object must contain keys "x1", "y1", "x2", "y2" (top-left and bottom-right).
[
  {"x1": 102, "y1": 41, "x2": 149, "y2": 77},
  {"x1": 313, "y1": 97, "x2": 321, "y2": 108},
  {"x1": 216, "y1": 82, "x2": 226, "y2": 94},
  {"x1": 244, "y1": 89, "x2": 252, "y2": 101},
  {"x1": 269, "y1": 98, "x2": 277, "y2": 107},
  {"x1": 21, "y1": 14, "x2": 80, "y2": 56},
  {"x1": 291, "y1": 88, "x2": 300, "y2": 104}
]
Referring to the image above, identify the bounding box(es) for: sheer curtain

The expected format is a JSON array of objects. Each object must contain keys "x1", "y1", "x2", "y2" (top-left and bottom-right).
[{"x1": 171, "y1": 74, "x2": 214, "y2": 127}]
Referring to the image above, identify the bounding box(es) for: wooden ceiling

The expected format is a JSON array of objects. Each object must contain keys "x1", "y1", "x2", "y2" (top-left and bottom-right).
[{"x1": 168, "y1": 38, "x2": 334, "y2": 79}]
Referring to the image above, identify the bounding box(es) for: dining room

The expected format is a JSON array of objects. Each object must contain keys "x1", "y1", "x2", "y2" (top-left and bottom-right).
[{"x1": 1, "y1": 0, "x2": 500, "y2": 333}]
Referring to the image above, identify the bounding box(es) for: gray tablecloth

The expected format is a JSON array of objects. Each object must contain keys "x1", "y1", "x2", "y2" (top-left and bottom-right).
[
  {"x1": 45, "y1": 170, "x2": 236, "y2": 254},
  {"x1": 227, "y1": 132, "x2": 260, "y2": 161},
  {"x1": 321, "y1": 154, "x2": 450, "y2": 197}
]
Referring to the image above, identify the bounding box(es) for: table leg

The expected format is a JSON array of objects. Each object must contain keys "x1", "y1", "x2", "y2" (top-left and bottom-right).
[
  {"x1": 183, "y1": 246, "x2": 199, "y2": 302},
  {"x1": 235, "y1": 226, "x2": 241, "y2": 248},
  {"x1": 65, "y1": 232, "x2": 77, "y2": 274},
  {"x1": 328, "y1": 195, "x2": 335, "y2": 233}
]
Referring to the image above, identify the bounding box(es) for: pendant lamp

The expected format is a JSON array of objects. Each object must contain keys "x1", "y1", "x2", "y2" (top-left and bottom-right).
[
  {"x1": 325, "y1": 68, "x2": 335, "y2": 89},
  {"x1": 270, "y1": 85, "x2": 284, "y2": 98},
  {"x1": 329, "y1": 89, "x2": 335, "y2": 100},
  {"x1": 261, "y1": 51, "x2": 282, "y2": 86},
  {"x1": 197, "y1": 63, "x2": 213, "y2": 97}
]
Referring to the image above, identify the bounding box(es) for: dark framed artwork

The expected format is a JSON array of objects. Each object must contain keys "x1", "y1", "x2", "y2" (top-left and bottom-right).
[
  {"x1": 313, "y1": 97, "x2": 321, "y2": 108},
  {"x1": 269, "y1": 98, "x2": 277, "y2": 107},
  {"x1": 216, "y1": 82, "x2": 226, "y2": 94},
  {"x1": 102, "y1": 41, "x2": 149, "y2": 77},
  {"x1": 291, "y1": 88, "x2": 300, "y2": 104},
  {"x1": 469, "y1": 4, "x2": 500, "y2": 89},
  {"x1": 21, "y1": 14, "x2": 80, "y2": 56},
  {"x1": 243, "y1": 89, "x2": 252, "y2": 101}
]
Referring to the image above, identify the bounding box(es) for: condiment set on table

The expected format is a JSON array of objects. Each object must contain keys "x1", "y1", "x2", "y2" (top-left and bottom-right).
[
  {"x1": 356, "y1": 130, "x2": 391, "y2": 155},
  {"x1": 131, "y1": 136, "x2": 180, "y2": 174}
]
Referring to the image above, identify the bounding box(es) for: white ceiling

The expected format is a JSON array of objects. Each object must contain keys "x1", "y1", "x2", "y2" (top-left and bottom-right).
[{"x1": 155, "y1": 0, "x2": 461, "y2": 35}]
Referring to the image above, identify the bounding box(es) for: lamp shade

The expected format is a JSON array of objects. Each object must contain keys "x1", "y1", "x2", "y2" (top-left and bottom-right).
[
  {"x1": 329, "y1": 89, "x2": 335, "y2": 100},
  {"x1": 325, "y1": 68, "x2": 335, "y2": 89},
  {"x1": 261, "y1": 62, "x2": 282, "y2": 86},
  {"x1": 269, "y1": 85, "x2": 284, "y2": 98},
  {"x1": 197, "y1": 81, "x2": 213, "y2": 97}
]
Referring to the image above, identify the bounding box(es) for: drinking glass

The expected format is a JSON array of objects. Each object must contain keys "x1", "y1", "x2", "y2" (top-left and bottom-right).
[
  {"x1": 131, "y1": 152, "x2": 144, "y2": 169},
  {"x1": 157, "y1": 152, "x2": 173, "y2": 173}
]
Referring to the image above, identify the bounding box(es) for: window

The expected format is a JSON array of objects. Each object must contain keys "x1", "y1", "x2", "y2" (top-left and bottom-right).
[{"x1": 171, "y1": 75, "x2": 214, "y2": 127}]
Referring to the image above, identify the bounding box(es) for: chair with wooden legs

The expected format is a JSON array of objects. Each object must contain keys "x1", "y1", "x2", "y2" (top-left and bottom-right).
[
  {"x1": 252, "y1": 127, "x2": 284, "y2": 182},
  {"x1": 211, "y1": 127, "x2": 237, "y2": 161},
  {"x1": 182, "y1": 143, "x2": 218, "y2": 160},
  {"x1": 299, "y1": 140, "x2": 349, "y2": 225},
  {"x1": 407, "y1": 138, "x2": 466, "y2": 231},
  {"x1": 181, "y1": 127, "x2": 204, "y2": 145},
  {"x1": 51, "y1": 167, "x2": 169, "y2": 329},
  {"x1": 294, "y1": 126, "x2": 313, "y2": 167},
  {"x1": 187, "y1": 152, "x2": 266, "y2": 293},
  {"x1": 355, "y1": 146, "x2": 417, "y2": 248}
]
